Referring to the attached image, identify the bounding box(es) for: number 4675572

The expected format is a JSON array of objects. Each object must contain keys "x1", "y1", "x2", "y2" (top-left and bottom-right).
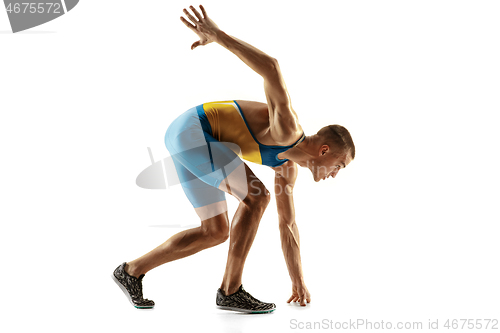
[{"x1": 6, "y1": 3, "x2": 62, "y2": 14}]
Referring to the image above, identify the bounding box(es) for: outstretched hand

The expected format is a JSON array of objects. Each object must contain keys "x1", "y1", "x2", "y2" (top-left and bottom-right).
[
  {"x1": 180, "y1": 5, "x2": 220, "y2": 50},
  {"x1": 287, "y1": 282, "x2": 311, "y2": 307}
]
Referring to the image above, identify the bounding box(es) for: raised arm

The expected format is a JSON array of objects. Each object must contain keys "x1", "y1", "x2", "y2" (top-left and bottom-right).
[{"x1": 180, "y1": 5, "x2": 298, "y2": 140}]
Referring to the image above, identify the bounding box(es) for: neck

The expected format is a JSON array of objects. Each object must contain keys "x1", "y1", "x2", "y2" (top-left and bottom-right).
[{"x1": 280, "y1": 135, "x2": 319, "y2": 167}]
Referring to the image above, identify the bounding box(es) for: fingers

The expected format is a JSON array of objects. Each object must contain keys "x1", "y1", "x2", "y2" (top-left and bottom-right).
[
  {"x1": 288, "y1": 295, "x2": 301, "y2": 304},
  {"x1": 182, "y1": 5, "x2": 206, "y2": 24},
  {"x1": 287, "y1": 292, "x2": 311, "y2": 306},
  {"x1": 183, "y1": 8, "x2": 199, "y2": 25},
  {"x1": 299, "y1": 290, "x2": 306, "y2": 306},
  {"x1": 190, "y1": 5, "x2": 204, "y2": 21},
  {"x1": 200, "y1": 5, "x2": 207, "y2": 19},
  {"x1": 180, "y1": 16, "x2": 196, "y2": 30}
]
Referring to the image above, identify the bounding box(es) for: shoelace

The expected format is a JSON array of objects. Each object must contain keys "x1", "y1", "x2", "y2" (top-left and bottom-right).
[
  {"x1": 228, "y1": 286, "x2": 264, "y2": 305},
  {"x1": 127, "y1": 275, "x2": 147, "y2": 302},
  {"x1": 241, "y1": 290, "x2": 262, "y2": 304}
]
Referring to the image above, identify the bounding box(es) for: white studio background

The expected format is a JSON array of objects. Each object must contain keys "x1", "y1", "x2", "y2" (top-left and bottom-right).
[{"x1": 1, "y1": 0, "x2": 499, "y2": 332}]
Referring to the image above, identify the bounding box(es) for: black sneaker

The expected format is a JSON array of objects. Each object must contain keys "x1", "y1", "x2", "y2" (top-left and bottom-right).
[
  {"x1": 216, "y1": 285, "x2": 276, "y2": 313},
  {"x1": 112, "y1": 262, "x2": 155, "y2": 309}
]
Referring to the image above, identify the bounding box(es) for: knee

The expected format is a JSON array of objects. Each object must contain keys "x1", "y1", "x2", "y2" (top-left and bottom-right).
[
  {"x1": 243, "y1": 183, "x2": 271, "y2": 208},
  {"x1": 211, "y1": 226, "x2": 230, "y2": 244},
  {"x1": 202, "y1": 218, "x2": 230, "y2": 245}
]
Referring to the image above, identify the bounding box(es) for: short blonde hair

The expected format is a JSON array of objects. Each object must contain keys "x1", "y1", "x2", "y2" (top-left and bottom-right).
[{"x1": 317, "y1": 125, "x2": 355, "y2": 159}]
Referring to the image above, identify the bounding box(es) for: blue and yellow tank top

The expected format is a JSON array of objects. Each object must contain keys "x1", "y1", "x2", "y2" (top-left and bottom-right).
[{"x1": 196, "y1": 100, "x2": 305, "y2": 167}]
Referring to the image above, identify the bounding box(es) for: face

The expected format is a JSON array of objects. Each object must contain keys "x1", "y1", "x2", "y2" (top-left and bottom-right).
[{"x1": 308, "y1": 145, "x2": 352, "y2": 182}]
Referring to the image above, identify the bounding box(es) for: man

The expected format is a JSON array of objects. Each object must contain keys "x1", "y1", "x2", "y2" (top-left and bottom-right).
[{"x1": 112, "y1": 5, "x2": 355, "y2": 314}]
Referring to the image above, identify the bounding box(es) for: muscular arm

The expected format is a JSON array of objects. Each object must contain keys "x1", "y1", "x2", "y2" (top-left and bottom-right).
[
  {"x1": 275, "y1": 164, "x2": 303, "y2": 281},
  {"x1": 215, "y1": 32, "x2": 297, "y2": 138},
  {"x1": 180, "y1": 5, "x2": 297, "y2": 141},
  {"x1": 277, "y1": 189, "x2": 304, "y2": 286},
  {"x1": 215, "y1": 32, "x2": 277, "y2": 80},
  {"x1": 273, "y1": 162, "x2": 311, "y2": 305}
]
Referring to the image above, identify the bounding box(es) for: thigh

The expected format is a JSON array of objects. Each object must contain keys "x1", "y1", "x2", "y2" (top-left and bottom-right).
[
  {"x1": 170, "y1": 137, "x2": 265, "y2": 205},
  {"x1": 170, "y1": 156, "x2": 229, "y2": 221},
  {"x1": 217, "y1": 160, "x2": 269, "y2": 204}
]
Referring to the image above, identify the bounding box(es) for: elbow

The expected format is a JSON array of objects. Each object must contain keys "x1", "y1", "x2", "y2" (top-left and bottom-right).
[
  {"x1": 269, "y1": 57, "x2": 279, "y2": 69},
  {"x1": 263, "y1": 57, "x2": 279, "y2": 78}
]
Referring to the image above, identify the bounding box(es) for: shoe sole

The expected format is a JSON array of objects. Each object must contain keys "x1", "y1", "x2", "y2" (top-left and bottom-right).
[
  {"x1": 217, "y1": 305, "x2": 275, "y2": 314},
  {"x1": 111, "y1": 273, "x2": 154, "y2": 309}
]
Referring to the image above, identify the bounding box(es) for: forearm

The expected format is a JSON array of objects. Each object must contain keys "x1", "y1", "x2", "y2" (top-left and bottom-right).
[
  {"x1": 214, "y1": 30, "x2": 276, "y2": 78},
  {"x1": 279, "y1": 220, "x2": 305, "y2": 284}
]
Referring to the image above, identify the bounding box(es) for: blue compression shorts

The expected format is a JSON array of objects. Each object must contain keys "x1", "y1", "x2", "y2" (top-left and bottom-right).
[{"x1": 164, "y1": 106, "x2": 244, "y2": 218}]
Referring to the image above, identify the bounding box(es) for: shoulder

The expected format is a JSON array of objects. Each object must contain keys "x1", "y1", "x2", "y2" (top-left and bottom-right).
[{"x1": 270, "y1": 104, "x2": 303, "y2": 145}]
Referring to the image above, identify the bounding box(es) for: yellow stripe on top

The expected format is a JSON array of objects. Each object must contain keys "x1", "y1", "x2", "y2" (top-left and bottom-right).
[{"x1": 203, "y1": 101, "x2": 263, "y2": 165}]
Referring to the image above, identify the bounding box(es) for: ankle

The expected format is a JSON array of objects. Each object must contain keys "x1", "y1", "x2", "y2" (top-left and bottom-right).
[
  {"x1": 124, "y1": 262, "x2": 142, "y2": 278},
  {"x1": 221, "y1": 283, "x2": 241, "y2": 296}
]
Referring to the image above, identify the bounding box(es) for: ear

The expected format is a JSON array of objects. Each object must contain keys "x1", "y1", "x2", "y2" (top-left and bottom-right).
[{"x1": 319, "y1": 145, "x2": 330, "y2": 156}]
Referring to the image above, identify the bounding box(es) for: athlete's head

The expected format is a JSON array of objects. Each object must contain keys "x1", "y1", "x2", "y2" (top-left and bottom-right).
[{"x1": 309, "y1": 125, "x2": 355, "y2": 182}]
